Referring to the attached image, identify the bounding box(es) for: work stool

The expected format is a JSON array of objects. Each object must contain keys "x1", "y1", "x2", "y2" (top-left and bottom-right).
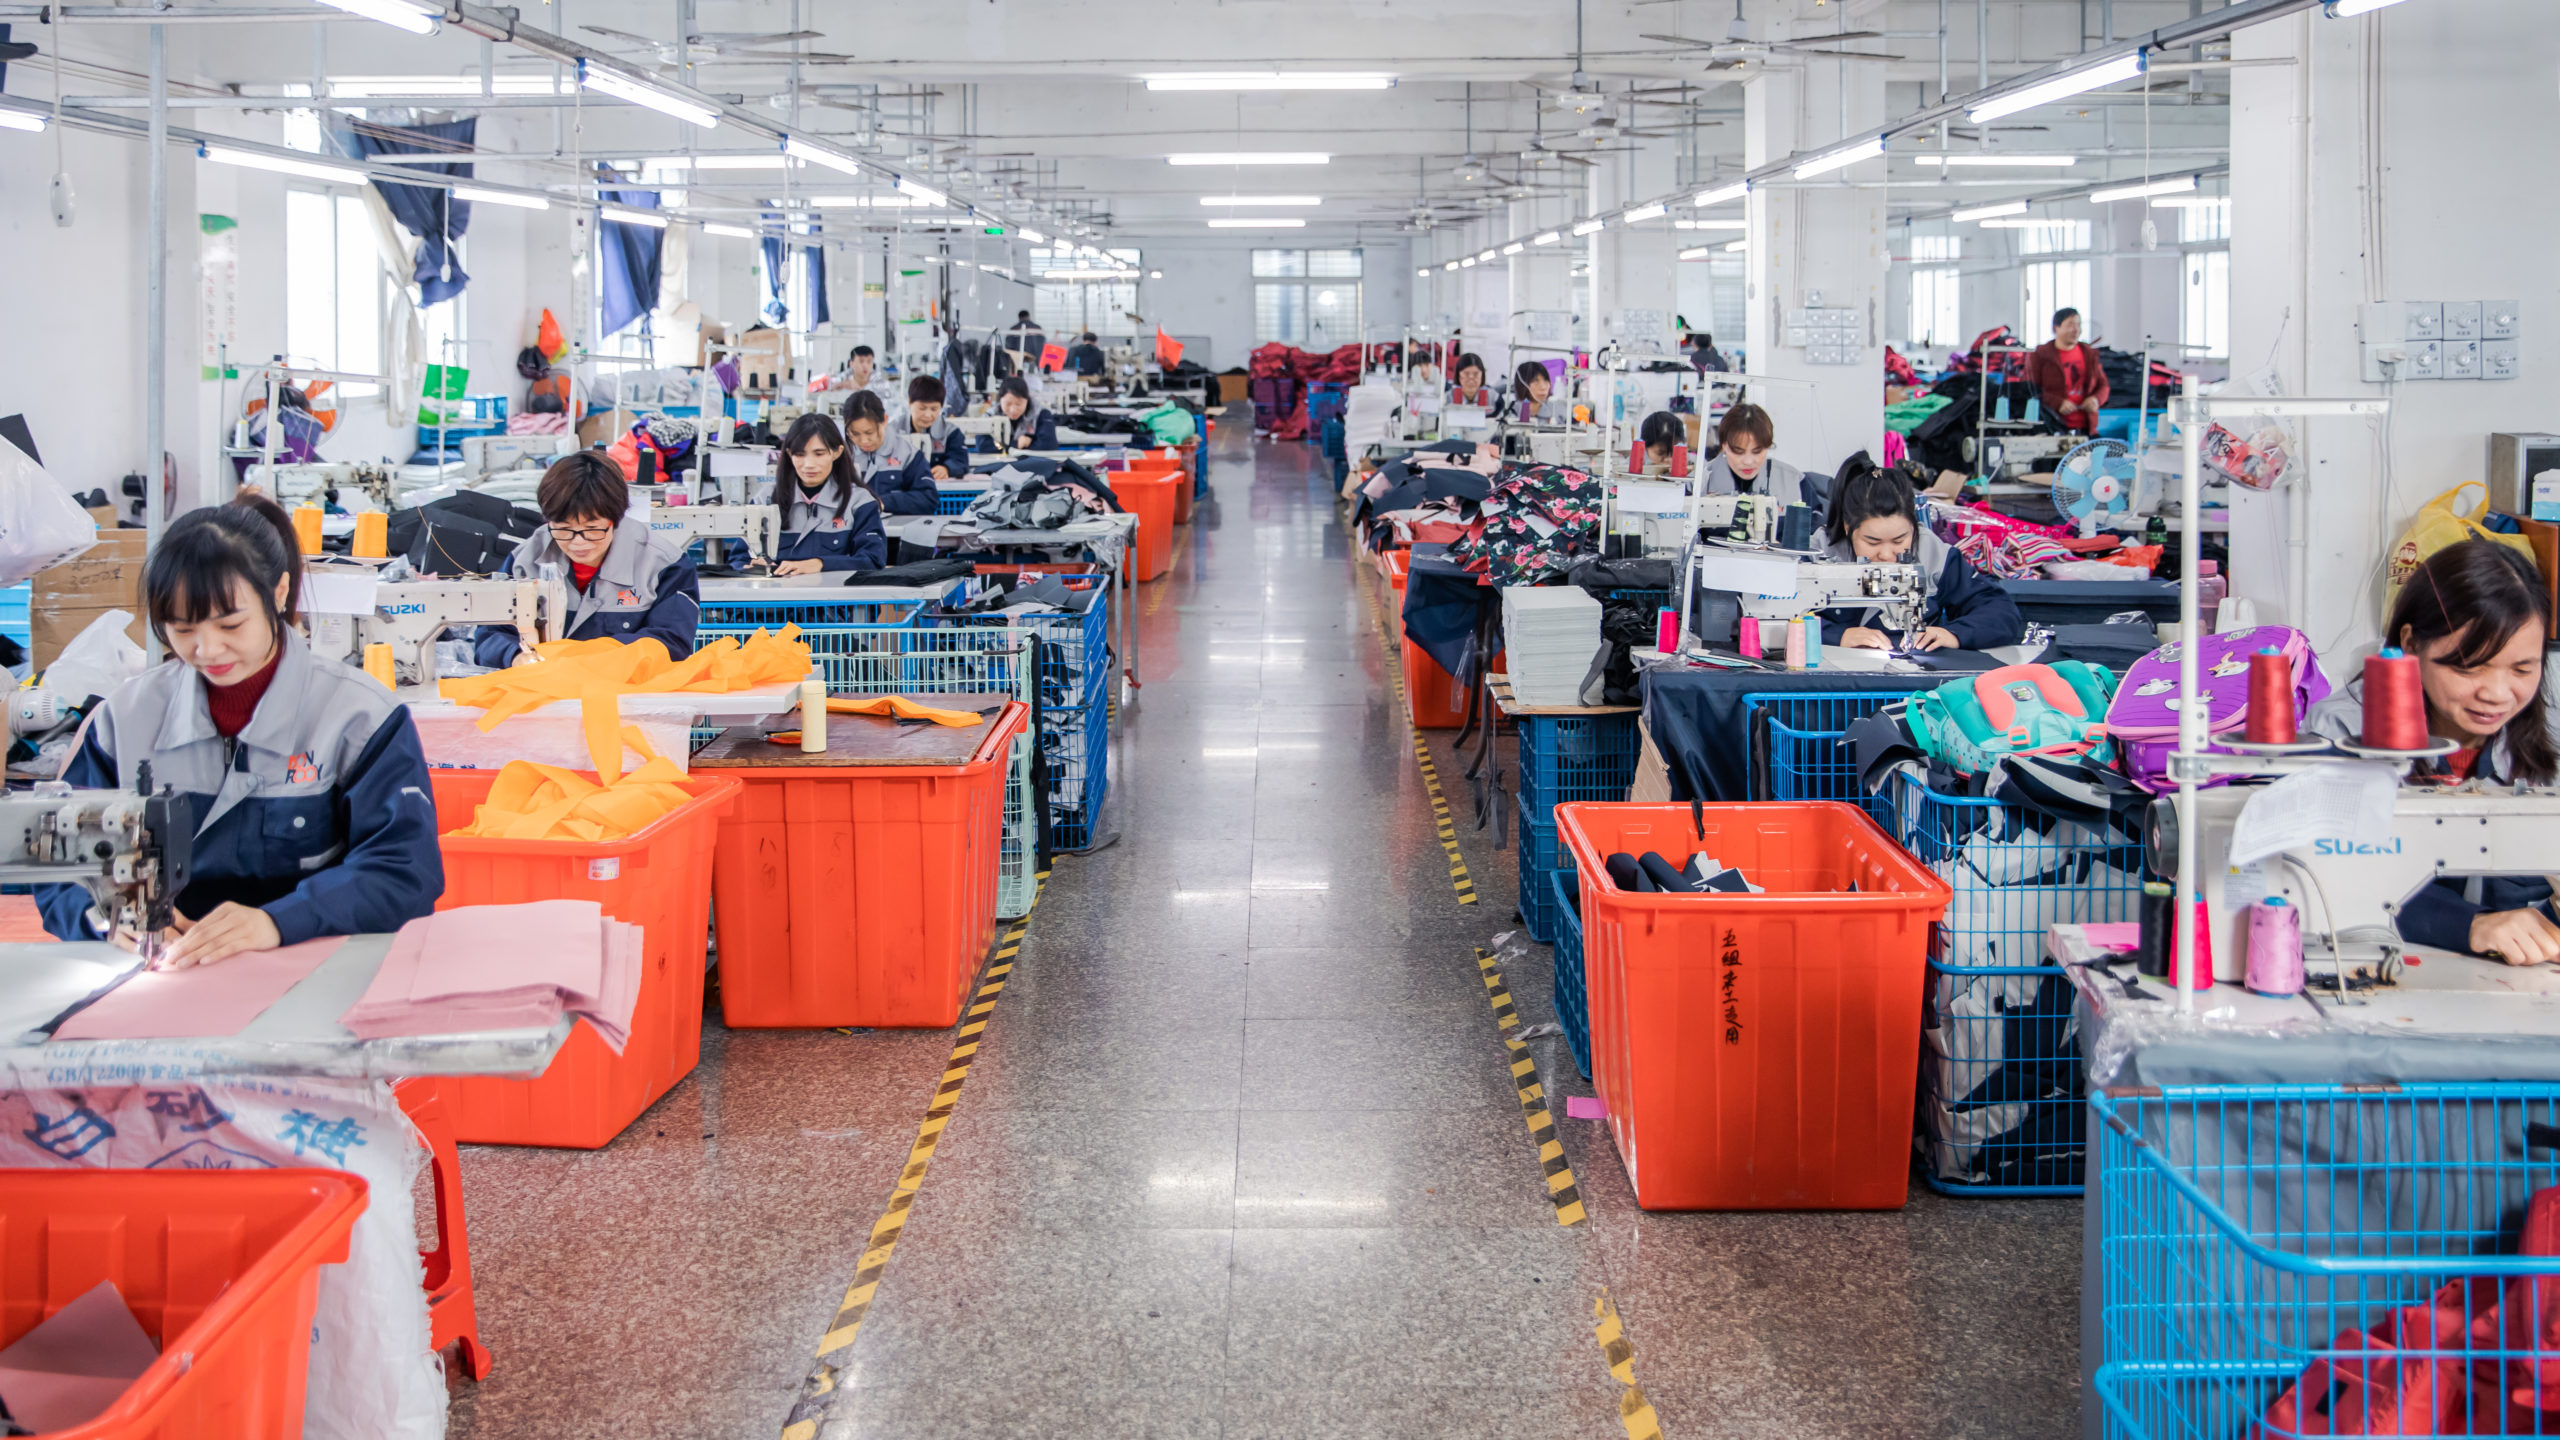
[{"x1": 393, "y1": 1077, "x2": 494, "y2": 1380}]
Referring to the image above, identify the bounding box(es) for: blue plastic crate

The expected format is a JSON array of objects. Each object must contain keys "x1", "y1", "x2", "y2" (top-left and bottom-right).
[
  {"x1": 2094, "y1": 1083, "x2": 2560, "y2": 1440},
  {"x1": 0, "y1": 581, "x2": 28, "y2": 652},
  {"x1": 1514, "y1": 711, "x2": 1641, "y2": 815},
  {"x1": 1550, "y1": 869, "x2": 1590, "y2": 1080},
  {"x1": 1744, "y1": 690, "x2": 1904, "y2": 822},
  {"x1": 946, "y1": 574, "x2": 1112, "y2": 851},
  {"x1": 1515, "y1": 814, "x2": 1562, "y2": 943}
]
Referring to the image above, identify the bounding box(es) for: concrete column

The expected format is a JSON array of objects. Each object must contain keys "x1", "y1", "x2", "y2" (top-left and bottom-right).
[
  {"x1": 1743, "y1": 59, "x2": 1888, "y2": 476},
  {"x1": 2225, "y1": 0, "x2": 2560, "y2": 655}
]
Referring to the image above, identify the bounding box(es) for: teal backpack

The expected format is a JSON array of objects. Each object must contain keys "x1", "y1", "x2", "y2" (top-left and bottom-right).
[{"x1": 1907, "y1": 662, "x2": 2118, "y2": 774}]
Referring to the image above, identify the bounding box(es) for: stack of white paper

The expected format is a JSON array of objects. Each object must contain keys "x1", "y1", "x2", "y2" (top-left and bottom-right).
[{"x1": 1501, "y1": 586, "x2": 1604, "y2": 708}]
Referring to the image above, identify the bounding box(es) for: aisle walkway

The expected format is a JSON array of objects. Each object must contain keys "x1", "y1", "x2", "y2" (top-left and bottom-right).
[{"x1": 447, "y1": 415, "x2": 2079, "y2": 1439}]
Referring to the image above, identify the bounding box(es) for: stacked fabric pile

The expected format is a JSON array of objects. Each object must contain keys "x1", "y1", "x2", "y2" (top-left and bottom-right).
[
  {"x1": 1444, "y1": 463, "x2": 1605, "y2": 586},
  {"x1": 438, "y1": 626, "x2": 811, "y2": 778},
  {"x1": 1500, "y1": 586, "x2": 1603, "y2": 707},
  {"x1": 342, "y1": 899, "x2": 641, "y2": 1051},
  {"x1": 446, "y1": 746, "x2": 695, "y2": 841}
]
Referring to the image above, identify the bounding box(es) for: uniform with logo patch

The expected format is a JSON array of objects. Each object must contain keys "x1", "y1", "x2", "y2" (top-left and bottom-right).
[
  {"x1": 471, "y1": 511, "x2": 703, "y2": 668},
  {"x1": 883, "y1": 408, "x2": 973, "y2": 481},
  {"x1": 774, "y1": 473, "x2": 889, "y2": 571},
  {"x1": 1815, "y1": 526, "x2": 2025, "y2": 650},
  {"x1": 849, "y1": 431, "x2": 941, "y2": 515},
  {"x1": 37, "y1": 628, "x2": 443, "y2": 943}
]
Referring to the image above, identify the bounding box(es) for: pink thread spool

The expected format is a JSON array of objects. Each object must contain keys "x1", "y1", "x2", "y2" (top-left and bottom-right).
[
  {"x1": 1655, "y1": 608, "x2": 1679, "y2": 654},
  {"x1": 1738, "y1": 617, "x2": 1762, "y2": 658},
  {"x1": 2246, "y1": 897, "x2": 2305, "y2": 997}
]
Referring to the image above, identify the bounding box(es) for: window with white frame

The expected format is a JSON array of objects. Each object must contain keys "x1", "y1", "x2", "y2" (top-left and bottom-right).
[
  {"x1": 1907, "y1": 234, "x2": 1961, "y2": 350},
  {"x1": 2017, "y1": 219, "x2": 2092, "y2": 256},
  {"x1": 1253, "y1": 248, "x2": 1363, "y2": 347},
  {"x1": 2184, "y1": 250, "x2": 2231, "y2": 359},
  {"x1": 2022, "y1": 262, "x2": 2093, "y2": 343},
  {"x1": 2178, "y1": 197, "x2": 2231, "y2": 245},
  {"x1": 284, "y1": 189, "x2": 382, "y2": 396}
]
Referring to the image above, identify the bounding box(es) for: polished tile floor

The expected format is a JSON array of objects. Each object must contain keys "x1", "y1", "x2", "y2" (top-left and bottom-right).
[{"x1": 444, "y1": 414, "x2": 2081, "y2": 1439}]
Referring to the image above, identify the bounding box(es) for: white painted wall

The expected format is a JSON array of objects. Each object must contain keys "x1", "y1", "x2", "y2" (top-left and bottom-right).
[
  {"x1": 1102, "y1": 234, "x2": 1410, "y2": 371},
  {"x1": 1744, "y1": 60, "x2": 1888, "y2": 479}
]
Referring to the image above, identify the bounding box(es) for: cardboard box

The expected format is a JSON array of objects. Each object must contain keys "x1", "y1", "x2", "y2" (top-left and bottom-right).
[
  {"x1": 1629, "y1": 715, "x2": 1674, "y2": 804},
  {"x1": 1217, "y1": 374, "x2": 1249, "y2": 404},
  {"x1": 32, "y1": 529, "x2": 148, "y2": 673},
  {"x1": 736, "y1": 328, "x2": 791, "y2": 395}
]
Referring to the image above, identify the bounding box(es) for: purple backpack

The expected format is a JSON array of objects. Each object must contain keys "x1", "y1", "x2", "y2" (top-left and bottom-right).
[{"x1": 2105, "y1": 625, "x2": 2331, "y2": 792}]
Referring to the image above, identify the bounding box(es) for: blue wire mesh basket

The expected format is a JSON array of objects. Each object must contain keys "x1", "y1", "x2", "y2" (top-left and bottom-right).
[
  {"x1": 1743, "y1": 690, "x2": 1907, "y2": 823},
  {"x1": 944, "y1": 574, "x2": 1112, "y2": 852},
  {"x1": 1551, "y1": 868, "x2": 1590, "y2": 1080},
  {"x1": 1512, "y1": 711, "x2": 1639, "y2": 944}
]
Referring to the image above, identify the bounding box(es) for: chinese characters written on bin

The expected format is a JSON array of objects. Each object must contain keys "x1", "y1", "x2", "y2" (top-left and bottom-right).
[{"x1": 1719, "y1": 927, "x2": 1742, "y2": 1045}]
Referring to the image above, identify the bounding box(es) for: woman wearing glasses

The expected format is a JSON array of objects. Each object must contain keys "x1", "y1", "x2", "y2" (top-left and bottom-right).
[{"x1": 472, "y1": 450, "x2": 702, "y2": 668}]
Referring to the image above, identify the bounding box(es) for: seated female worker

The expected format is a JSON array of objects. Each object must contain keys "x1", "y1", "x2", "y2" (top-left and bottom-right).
[
  {"x1": 1509, "y1": 361, "x2": 1562, "y2": 423},
  {"x1": 884, "y1": 373, "x2": 971, "y2": 481},
  {"x1": 979, "y1": 375, "x2": 1057, "y2": 455},
  {"x1": 473, "y1": 451, "x2": 700, "y2": 668},
  {"x1": 1636, "y1": 411, "x2": 1687, "y2": 477},
  {"x1": 1698, "y1": 402, "x2": 1805, "y2": 501},
  {"x1": 1818, "y1": 459, "x2": 2024, "y2": 652},
  {"x1": 768, "y1": 411, "x2": 888, "y2": 575},
  {"x1": 839, "y1": 389, "x2": 939, "y2": 514},
  {"x1": 1447, "y1": 353, "x2": 1495, "y2": 410},
  {"x1": 2305, "y1": 539, "x2": 2560, "y2": 965},
  {"x1": 40, "y1": 495, "x2": 442, "y2": 966}
]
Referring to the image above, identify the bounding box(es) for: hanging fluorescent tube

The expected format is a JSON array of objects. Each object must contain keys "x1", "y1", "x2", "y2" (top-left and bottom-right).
[
  {"x1": 1501, "y1": 242, "x2": 1524, "y2": 255},
  {"x1": 1913, "y1": 153, "x2": 2077, "y2": 167},
  {"x1": 2326, "y1": 0, "x2": 2410, "y2": 14},
  {"x1": 1532, "y1": 230, "x2": 1562, "y2": 245},
  {"x1": 454, "y1": 185, "x2": 548, "y2": 211},
  {"x1": 601, "y1": 205, "x2": 669, "y2": 229},
  {"x1": 1693, "y1": 181, "x2": 1748, "y2": 206},
  {"x1": 1019, "y1": 227, "x2": 1048, "y2": 243},
  {"x1": 1166, "y1": 152, "x2": 1330, "y2": 166},
  {"x1": 1724, "y1": 239, "x2": 1748, "y2": 252},
  {"x1": 1621, "y1": 201, "x2": 1667, "y2": 224},
  {"x1": 1443, "y1": 261, "x2": 1459, "y2": 271},
  {"x1": 782, "y1": 135, "x2": 866, "y2": 178},
  {"x1": 1570, "y1": 217, "x2": 1605, "y2": 236},
  {"x1": 1207, "y1": 217, "x2": 1304, "y2": 228},
  {"x1": 1145, "y1": 73, "x2": 1393, "y2": 90},
  {"x1": 313, "y1": 0, "x2": 438, "y2": 35},
  {"x1": 648, "y1": 154, "x2": 787, "y2": 170},
  {"x1": 2088, "y1": 174, "x2": 2197, "y2": 204},
  {"x1": 579, "y1": 61, "x2": 719, "y2": 130},
  {"x1": 1417, "y1": 267, "x2": 1432, "y2": 277},
  {"x1": 701, "y1": 221, "x2": 757, "y2": 238},
  {"x1": 1952, "y1": 199, "x2": 2029, "y2": 222},
  {"x1": 1197, "y1": 195, "x2": 1323, "y2": 207},
  {"x1": 1793, "y1": 136, "x2": 1886, "y2": 179},
  {"x1": 0, "y1": 110, "x2": 49, "y2": 134},
  {"x1": 1477, "y1": 248, "x2": 1497, "y2": 262},
  {"x1": 1968, "y1": 51, "x2": 2145, "y2": 123},
  {"x1": 202, "y1": 144, "x2": 366, "y2": 186},
  {"x1": 1461, "y1": 257, "x2": 1477, "y2": 267},
  {"x1": 894, "y1": 175, "x2": 948, "y2": 208},
  {"x1": 1678, "y1": 246, "x2": 1714, "y2": 261}
]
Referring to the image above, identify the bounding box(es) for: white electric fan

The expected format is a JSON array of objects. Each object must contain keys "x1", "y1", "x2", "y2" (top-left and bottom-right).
[{"x1": 2051, "y1": 438, "x2": 2136, "y2": 538}]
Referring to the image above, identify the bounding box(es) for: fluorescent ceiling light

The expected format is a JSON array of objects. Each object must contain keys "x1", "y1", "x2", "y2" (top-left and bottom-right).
[
  {"x1": 2151, "y1": 194, "x2": 2230, "y2": 209},
  {"x1": 1532, "y1": 230, "x2": 1561, "y2": 245},
  {"x1": 1146, "y1": 73, "x2": 1393, "y2": 90},
  {"x1": 1477, "y1": 248, "x2": 1497, "y2": 262},
  {"x1": 1417, "y1": 267, "x2": 1431, "y2": 277},
  {"x1": 313, "y1": 0, "x2": 438, "y2": 35},
  {"x1": 783, "y1": 135, "x2": 865, "y2": 177},
  {"x1": 0, "y1": 110, "x2": 48, "y2": 134},
  {"x1": 1793, "y1": 136, "x2": 1885, "y2": 179},
  {"x1": 648, "y1": 154, "x2": 787, "y2": 170},
  {"x1": 1694, "y1": 181, "x2": 1748, "y2": 206},
  {"x1": 1622, "y1": 201, "x2": 1668, "y2": 224},
  {"x1": 579, "y1": 60, "x2": 719, "y2": 129},
  {"x1": 1677, "y1": 246, "x2": 1715, "y2": 260},
  {"x1": 453, "y1": 185, "x2": 547, "y2": 210},
  {"x1": 1724, "y1": 238, "x2": 1749, "y2": 252},
  {"x1": 894, "y1": 175, "x2": 948, "y2": 208},
  {"x1": 1460, "y1": 256, "x2": 1477, "y2": 267},
  {"x1": 1019, "y1": 227, "x2": 1048, "y2": 243},
  {"x1": 807, "y1": 194, "x2": 936, "y2": 208},
  {"x1": 1208, "y1": 217, "x2": 1305, "y2": 229},
  {"x1": 325, "y1": 75, "x2": 558, "y2": 97},
  {"x1": 1502, "y1": 242, "x2": 1524, "y2": 255},
  {"x1": 1912, "y1": 153, "x2": 2078, "y2": 167},
  {"x1": 2327, "y1": 0, "x2": 2410, "y2": 13},
  {"x1": 701, "y1": 221, "x2": 758, "y2": 238},
  {"x1": 202, "y1": 144, "x2": 366, "y2": 185},
  {"x1": 1675, "y1": 220, "x2": 1746, "y2": 231},
  {"x1": 601, "y1": 205, "x2": 669, "y2": 229},
  {"x1": 1952, "y1": 199, "x2": 2029, "y2": 222},
  {"x1": 2089, "y1": 174, "x2": 2197, "y2": 204},
  {"x1": 1197, "y1": 195, "x2": 1321, "y2": 207},
  {"x1": 1968, "y1": 51, "x2": 2144, "y2": 122},
  {"x1": 1443, "y1": 261, "x2": 1459, "y2": 271},
  {"x1": 1166, "y1": 152, "x2": 1330, "y2": 166},
  {"x1": 1570, "y1": 217, "x2": 1605, "y2": 235}
]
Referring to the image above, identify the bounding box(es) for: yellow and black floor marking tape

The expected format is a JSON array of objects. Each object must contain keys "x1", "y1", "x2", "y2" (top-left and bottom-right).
[
  {"x1": 1594, "y1": 1291, "x2": 1668, "y2": 1440},
  {"x1": 777, "y1": 869, "x2": 1051, "y2": 1440},
  {"x1": 1476, "y1": 946, "x2": 1586, "y2": 1227},
  {"x1": 1352, "y1": 557, "x2": 1479, "y2": 906}
]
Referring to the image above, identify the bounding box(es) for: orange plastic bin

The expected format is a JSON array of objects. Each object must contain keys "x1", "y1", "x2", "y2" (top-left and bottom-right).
[
  {"x1": 1556, "y1": 801, "x2": 1953, "y2": 1211},
  {"x1": 700, "y1": 702, "x2": 1026, "y2": 1028},
  {"x1": 1113, "y1": 470, "x2": 1181, "y2": 581},
  {"x1": 0, "y1": 1167, "x2": 366, "y2": 1440},
  {"x1": 1402, "y1": 638, "x2": 1471, "y2": 729},
  {"x1": 429, "y1": 771, "x2": 740, "y2": 1149}
]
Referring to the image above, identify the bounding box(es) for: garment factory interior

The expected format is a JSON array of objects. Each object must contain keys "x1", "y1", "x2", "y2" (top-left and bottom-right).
[{"x1": 0, "y1": 1, "x2": 2556, "y2": 1437}]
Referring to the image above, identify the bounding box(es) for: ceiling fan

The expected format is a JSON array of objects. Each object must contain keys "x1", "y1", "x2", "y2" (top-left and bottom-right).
[{"x1": 1640, "y1": 0, "x2": 1900, "y2": 70}]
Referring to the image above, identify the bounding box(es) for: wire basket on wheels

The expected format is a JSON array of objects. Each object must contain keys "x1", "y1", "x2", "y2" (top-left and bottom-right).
[
  {"x1": 946, "y1": 572, "x2": 1113, "y2": 852},
  {"x1": 2095, "y1": 1083, "x2": 2560, "y2": 1440},
  {"x1": 1513, "y1": 711, "x2": 1640, "y2": 943},
  {"x1": 1743, "y1": 690, "x2": 1909, "y2": 825},
  {"x1": 1891, "y1": 769, "x2": 2144, "y2": 1196}
]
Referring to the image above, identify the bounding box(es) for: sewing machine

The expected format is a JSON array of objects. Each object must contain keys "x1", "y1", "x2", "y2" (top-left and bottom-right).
[
  {"x1": 305, "y1": 574, "x2": 571, "y2": 687},
  {"x1": 0, "y1": 776, "x2": 192, "y2": 956},
  {"x1": 1676, "y1": 542, "x2": 1927, "y2": 652},
  {"x1": 458, "y1": 433, "x2": 575, "y2": 482},
  {"x1": 241, "y1": 461, "x2": 397, "y2": 510},
  {"x1": 647, "y1": 504, "x2": 782, "y2": 569},
  {"x1": 1692, "y1": 492, "x2": 1782, "y2": 549},
  {"x1": 2186, "y1": 783, "x2": 2560, "y2": 980}
]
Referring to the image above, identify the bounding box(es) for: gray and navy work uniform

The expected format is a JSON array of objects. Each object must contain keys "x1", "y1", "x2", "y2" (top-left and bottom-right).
[
  {"x1": 975, "y1": 405, "x2": 1057, "y2": 456},
  {"x1": 850, "y1": 435, "x2": 941, "y2": 515},
  {"x1": 1814, "y1": 527, "x2": 2025, "y2": 651},
  {"x1": 774, "y1": 475, "x2": 888, "y2": 572},
  {"x1": 884, "y1": 408, "x2": 973, "y2": 480},
  {"x1": 471, "y1": 512, "x2": 703, "y2": 668},
  {"x1": 38, "y1": 628, "x2": 443, "y2": 944},
  {"x1": 1698, "y1": 453, "x2": 1807, "y2": 502}
]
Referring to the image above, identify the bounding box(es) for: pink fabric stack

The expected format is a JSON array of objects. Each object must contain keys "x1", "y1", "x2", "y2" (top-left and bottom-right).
[{"x1": 340, "y1": 900, "x2": 642, "y2": 1053}]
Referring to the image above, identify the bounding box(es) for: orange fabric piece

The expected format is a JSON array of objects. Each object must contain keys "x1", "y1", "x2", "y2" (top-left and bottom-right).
[
  {"x1": 824, "y1": 695, "x2": 983, "y2": 728},
  {"x1": 437, "y1": 628, "x2": 813, "y2": 780},
  {"x1": 445, "y1": 726, "x2": 697, "y2": 841}
]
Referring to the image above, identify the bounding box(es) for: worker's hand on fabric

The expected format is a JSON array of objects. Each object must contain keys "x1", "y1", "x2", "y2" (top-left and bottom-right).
[
  {"x1": 1840, "y1": 627, "x2": 1891, "y2": 650},
  {"x1": 774, "y1": 559, "x2": 824, "y2": 577},
  {"x1": 154, "y1": 903, "x2": 282, "y2": 970},
  {"x1": 1911, "y1": 626, "x2": 1963, "y2": 652},
  {"x1": 511, "y1": 649, "x2": 545, "y2": 667},
  {"x1": 931, "y1": 466, "x2": 950, "y2": 480},
  {"x1": 105, "y1": 922, "x2": 177, "y2": 957},
  {"x1": 2472, "y1": 907, "x2": 2560, "y2": 966}
]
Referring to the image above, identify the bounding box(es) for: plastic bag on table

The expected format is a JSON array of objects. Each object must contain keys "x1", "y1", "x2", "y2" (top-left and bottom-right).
[
  {"x1": 42, "y1": 610, "x2": 144, "y2": 706},
  {"x1": 0, "y1": 440, "x2": 98, "y2": 587}
]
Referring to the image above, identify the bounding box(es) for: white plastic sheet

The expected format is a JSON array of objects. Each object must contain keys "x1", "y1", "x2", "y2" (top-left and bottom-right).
[{"x1": 0, "y1": 441, "x2": 98, "y2": 588}]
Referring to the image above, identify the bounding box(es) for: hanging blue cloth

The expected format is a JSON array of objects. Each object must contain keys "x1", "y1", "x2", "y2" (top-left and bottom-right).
[
  {"x1": 760, "y1": 235, "x2": 789, "y2": 325},
  {"x1": 328, "y1": 117, "x2": 475, "y2": 306},
  {"x1": 802, "y1": 237, "x2": 830, "y2": 327},
  {"x1": 598, "y1": 183, "x2": 664, "y2": 337}
]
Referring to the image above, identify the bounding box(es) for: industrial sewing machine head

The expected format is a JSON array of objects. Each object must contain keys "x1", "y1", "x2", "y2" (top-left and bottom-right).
[
  {"x1": 305, "y1": 567, "x2": 571, "y2": 687},
  {"x1": 1675, "y1": 540, "x2": 1926, "y2": 652},
  {"x1": 1690, "y1": 492, "x2": 1782, "y2": 550},
  {"x1": 647, "y1": 504, "x2": 783, "y2": 570},
  {"x1": 0, "y1": 770, "x2": 191, "y2": 957}
]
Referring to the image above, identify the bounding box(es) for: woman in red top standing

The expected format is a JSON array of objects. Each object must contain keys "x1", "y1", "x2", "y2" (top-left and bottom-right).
[{"x1": 2026, "y1": 307, "x2": 2110, "y2": 435}]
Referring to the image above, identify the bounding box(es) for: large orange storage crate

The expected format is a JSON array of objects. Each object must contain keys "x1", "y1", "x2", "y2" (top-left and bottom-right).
[
  {"x1": 429, "y1": 771, "x2": 740, "y2": 1149},
  {"x1": 0, "y1": 1167, "x2": 365, "y2": 1440},
  {"x1": 704, "y1": 704, "x2": 1025, "y2": 1027},
  {"x1": 1402, "y1": 637, "x2": 1470, "y2": 729},
  {"x1": 1113, "y1": 471, "x2": 1181, "y2": 581},
  {"x1": 1556, "y1": 802, "x2": 1952, "y2": 1211}
]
